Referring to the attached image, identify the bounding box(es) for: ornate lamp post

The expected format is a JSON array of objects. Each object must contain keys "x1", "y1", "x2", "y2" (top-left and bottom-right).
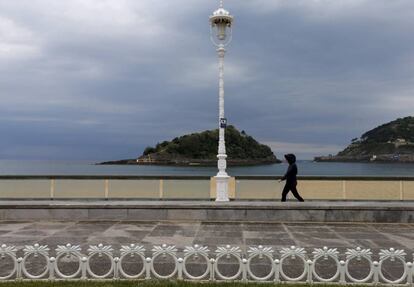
[{"x1": 209, "y1": 1, "x2": 234, "y2": 202}]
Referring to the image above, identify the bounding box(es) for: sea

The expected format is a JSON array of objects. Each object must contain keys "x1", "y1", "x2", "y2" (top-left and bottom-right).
[{"x1": 0, "y1": 160, "x2": 414, "y2": 177}]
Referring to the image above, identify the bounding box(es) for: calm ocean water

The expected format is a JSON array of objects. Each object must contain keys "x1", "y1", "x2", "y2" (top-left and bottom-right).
[{"x1": 0, "y1": 160, "x2": 414, "y2": 176}]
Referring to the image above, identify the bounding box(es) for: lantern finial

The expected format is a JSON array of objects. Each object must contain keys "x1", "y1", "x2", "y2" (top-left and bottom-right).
[{"x1": 210, "y1": 0, "x2": 233, "y2": 47}]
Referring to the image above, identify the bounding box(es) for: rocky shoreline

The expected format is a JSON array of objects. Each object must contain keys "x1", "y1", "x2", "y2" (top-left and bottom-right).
[
  {"x1": 314, "y1": 154, "x2": 414, "y2": 163},
  {"x1": 98, "y1": 157, "x2": 281, "y2": 166}
]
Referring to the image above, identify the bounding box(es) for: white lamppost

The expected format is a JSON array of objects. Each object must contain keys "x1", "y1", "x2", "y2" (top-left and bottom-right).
[{"x1": 209, "y1": 1, "x2": 234, "y2": 202}]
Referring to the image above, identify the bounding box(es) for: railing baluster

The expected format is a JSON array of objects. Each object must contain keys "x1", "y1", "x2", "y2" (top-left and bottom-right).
[
  {"x1": 306, "y1": 259, "x2": 313, "y2": 283},
  {"x1": 177, "y1": 258, "x2": 183, "y2": 280},
  {"x1": 209, "y1": 258, "x2": 215, "y2": 281},
  {"x1": 242, "y1": 258, "x2": 247, "y2": 282},
  {"x1": 145, "y1": 257, "x2": 151, "y2": 279},
  {"x1": 274, "y1": 259, "x2": 280, "y2": 283},
  {"x1": 16, "y1": 257, "x2": 22, "y2": 280},
  {"x1": 81, "y1": 257, "x2": 87, "y2": 279},
  {"x1": 49, "y1": 257, "x2": 55, "y2": 280},
  {"x1": 407, "y1": 262, "x2": 413, "y2": 286},
  {"x1": 339, "y1": 260, "x2": 346, "y2": 284},
  {"x1": 113, "y1": 257, "x2": 120, "y2": 279},
  {"x1": 373, "y1": 261, "x2": 379, "y2": 284}
]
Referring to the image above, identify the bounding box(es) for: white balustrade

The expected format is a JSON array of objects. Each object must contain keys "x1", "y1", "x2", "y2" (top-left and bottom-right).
[{"x1": 0, "y1": 243, "x2": 412, "y2": 285}]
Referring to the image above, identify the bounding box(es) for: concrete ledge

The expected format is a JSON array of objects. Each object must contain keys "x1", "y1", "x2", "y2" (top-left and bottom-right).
[
  {"x1": 1, "y1": 175, "x2": 414, "y2": 180},
  {"x1": 0, "y1": 200, "x2": 413, "y2": 223}
]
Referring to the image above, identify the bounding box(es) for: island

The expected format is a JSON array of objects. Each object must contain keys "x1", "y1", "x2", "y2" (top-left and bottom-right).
[
  {"x1": 100, "y1": 125, "x2": 281, "y2": 166},
  {"x1": 315, "y1": 116, "x2": 414, "y2": 163}
]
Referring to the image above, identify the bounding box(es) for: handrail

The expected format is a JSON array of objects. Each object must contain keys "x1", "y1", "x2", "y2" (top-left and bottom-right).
[
  {"x1": 0, "y1": 175, "x2": 212, "y2": 180},
  {"x1": 0, "y1": 175, "x2": 414, "y2": 180},
  {"x1": 236, "y1": 175, "x2": 414, "y2": 181}
]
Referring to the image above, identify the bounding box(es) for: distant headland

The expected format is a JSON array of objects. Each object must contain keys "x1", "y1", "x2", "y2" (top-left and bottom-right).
[
  {"x1": 315, "y1": 116, "x2": 414, "y2": 163},
  {"x1": 99, "y1": 126, "x2": 281, "y2": 166}
]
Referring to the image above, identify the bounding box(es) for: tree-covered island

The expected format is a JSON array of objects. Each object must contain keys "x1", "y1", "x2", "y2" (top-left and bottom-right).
[
  {"x1": 315, "y1": 116, "x2": 414, "y2": 162},
  {"x1": 100, "y1": 126, "x2": 281, "y2": 166}
]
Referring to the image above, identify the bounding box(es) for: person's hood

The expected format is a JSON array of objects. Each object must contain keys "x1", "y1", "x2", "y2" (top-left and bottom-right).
[{"x1": 284, "y1": 153, "x2": 296, "y2": 164}]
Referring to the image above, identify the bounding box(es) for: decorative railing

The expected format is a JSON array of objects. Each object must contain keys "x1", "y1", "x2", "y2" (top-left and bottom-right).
[
  {"x1": 1, "y1": 175, "x2": 414, "y2": 200},
  {"x1": 0, "y1": 243, "x2": 413, "y2": 284}
]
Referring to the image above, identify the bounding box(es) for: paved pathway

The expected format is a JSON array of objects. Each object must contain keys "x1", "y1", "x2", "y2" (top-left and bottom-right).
[
  {"x1": 0, "y1": 221, "x2": 412, "y2": 281},
  {"x1": 0, "y1": 220, "x2": 412, "y2": 254}
]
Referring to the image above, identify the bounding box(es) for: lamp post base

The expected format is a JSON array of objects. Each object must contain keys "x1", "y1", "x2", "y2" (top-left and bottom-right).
[{"x1": 215, "y1": 175, "x2": 230, "y2": 202}]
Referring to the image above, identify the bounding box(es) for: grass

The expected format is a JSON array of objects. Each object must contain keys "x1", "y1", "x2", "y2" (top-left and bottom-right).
[{"x1": 0, "y1": 281, "x2": 354, "y2": 287}]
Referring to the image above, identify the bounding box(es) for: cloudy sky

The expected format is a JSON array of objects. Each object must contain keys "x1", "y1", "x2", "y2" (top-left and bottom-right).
[{"x1": 1, "y1": 0, "x2": 414, "y2": 160}]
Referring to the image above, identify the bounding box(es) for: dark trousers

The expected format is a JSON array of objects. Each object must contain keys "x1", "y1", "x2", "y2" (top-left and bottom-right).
[{"x1": 281, "y1": 182, "x2": 304, "y2": 202}]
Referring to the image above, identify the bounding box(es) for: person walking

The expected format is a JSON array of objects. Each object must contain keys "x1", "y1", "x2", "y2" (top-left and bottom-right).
[{"x1": 279, "y1": 154, "x2": 304, "y2": 202}]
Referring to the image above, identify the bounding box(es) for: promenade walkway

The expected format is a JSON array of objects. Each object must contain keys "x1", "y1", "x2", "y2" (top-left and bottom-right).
[
  {"x1": 1, "y1": 200, "x2": 413, "y2": 281},
  {"x1": 0, "y1": 220, "x2": 412, "y2": 281},
  {"x1": 0, "y1": 220, "x2": 412, "y2": 251},
  {"x1": 0, "y1": 221, "x2": 414, "y2": 251}
]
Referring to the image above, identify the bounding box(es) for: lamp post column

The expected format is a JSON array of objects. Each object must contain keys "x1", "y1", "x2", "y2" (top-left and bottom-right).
[
  {"x1": 209, "y1": 1, "x2": 233, "y2": 202},
  {"x1": 215, "y1": 45, "x2": 229, "y2": 202}
]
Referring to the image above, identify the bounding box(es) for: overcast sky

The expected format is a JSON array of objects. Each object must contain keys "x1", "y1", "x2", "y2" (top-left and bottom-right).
[{"x1": 1, "y1": 0, "x2": 414, "y2": 160}]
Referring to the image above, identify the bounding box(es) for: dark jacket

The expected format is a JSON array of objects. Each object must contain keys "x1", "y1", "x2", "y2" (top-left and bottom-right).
[
  {"x1": 282, "y1": 163, "x2": 297, "y2": 184},
  {"x1": 282, "y1": 153, "x2": 297, "y2": 184}
]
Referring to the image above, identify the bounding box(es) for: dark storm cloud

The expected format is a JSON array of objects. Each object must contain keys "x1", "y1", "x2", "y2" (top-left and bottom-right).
[{"x1": 1, "y1": 0, "x2": 414, "y2": 160}]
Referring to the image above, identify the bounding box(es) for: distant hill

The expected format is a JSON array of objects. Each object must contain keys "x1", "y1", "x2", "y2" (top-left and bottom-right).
[
  {"x1": 100, "y1": 126, "x2": 281, "y2": 166},
  {"x1": 315, "y1": 116, "x2": 414, "y2": 162}
]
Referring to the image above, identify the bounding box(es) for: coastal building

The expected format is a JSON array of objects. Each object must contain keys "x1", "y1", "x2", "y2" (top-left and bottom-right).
[{"x1": 136, "y1": 155, "x2": 154, "y2": 163}]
